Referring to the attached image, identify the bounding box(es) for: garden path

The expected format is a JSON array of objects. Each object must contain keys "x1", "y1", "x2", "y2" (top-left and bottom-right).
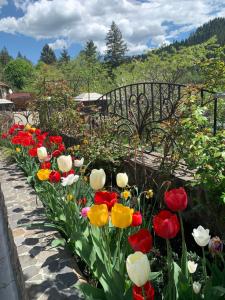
[{"x1": 0, "y1": 156, "x2": 84, "y2": 300}]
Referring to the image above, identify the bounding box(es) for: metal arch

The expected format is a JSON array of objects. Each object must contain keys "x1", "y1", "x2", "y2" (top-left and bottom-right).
[{"x1": 96, "y1": 82, "x2": 222, "y2": 138}]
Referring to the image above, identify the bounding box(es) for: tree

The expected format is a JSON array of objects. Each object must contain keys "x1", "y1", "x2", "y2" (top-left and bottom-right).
[
  {"x1": 105, "y1": 21, "x2": 128, "y2": 68},
  {"x1": 39, "y1": 44, "x2": 57, "y2": 64},
  {"x1": 17, "y1": 51, "x2": 23, "y2": 59},
  {"x1": 59, "y1": 47, "x2": 70, "y2": 64},
  {"x1": 83, "y1": 40, "x2": 97, "y2": 62},
  {"x1": 0, "y1": 47, "x2": 12, "y2": 66},
  {"x1": 4, "y1": 58, "x2": 34, "y2": 89}
]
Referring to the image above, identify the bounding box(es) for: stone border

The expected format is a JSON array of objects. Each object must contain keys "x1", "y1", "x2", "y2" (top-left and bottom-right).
[{"x1": 0, "y1": 159, "x2": 85, "y2": 300}]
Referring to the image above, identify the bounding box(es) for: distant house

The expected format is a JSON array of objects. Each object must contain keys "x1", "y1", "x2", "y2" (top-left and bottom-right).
[
  {"x1": 7, "y1": 92, "x2": 34, "y2": 111},
  {"x1": 74, "y1": 92, "x2": 107, "y2": 113},
  {"x1": 0, "y1": 82, "x2": 12, "y2": 99}
]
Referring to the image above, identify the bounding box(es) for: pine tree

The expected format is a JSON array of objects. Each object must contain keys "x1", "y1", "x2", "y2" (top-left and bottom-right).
[
  {"x1": 59, "y1": 47, "x2": 70, "y2": 64},
  {"x1": 0, "y1": 47, "x2": 12, "y2": 66},
  {"x1": 17, "y1": 51, "x2": 23, "y2": 59},
  {"x1": 39, "y1": 44, "x2": 57, "y2": 64},
  {"x1": 105, "y1": 21, "x2": 128, "y2": 67},
  {"x1": 83, "y1": 40, "x2": 97, "y2": 62}
]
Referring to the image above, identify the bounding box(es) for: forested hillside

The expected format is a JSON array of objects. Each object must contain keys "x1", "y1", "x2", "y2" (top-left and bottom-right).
[{"x1": 0, "y1": 18, "x2": 224, "y2": 95}]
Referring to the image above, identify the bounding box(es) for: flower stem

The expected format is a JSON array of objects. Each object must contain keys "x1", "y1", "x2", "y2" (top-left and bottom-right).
[
  {"x1": 178, "y1": 212, "x2": 188, "y2": 278},
  {"x1": 202, "y1": 247, "x2": 207, "y2": 281},
  {"x1": 142, "y1": 286, "x2": 147, "y2": 300}
]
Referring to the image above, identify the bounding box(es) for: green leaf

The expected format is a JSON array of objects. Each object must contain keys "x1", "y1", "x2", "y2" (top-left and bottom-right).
[
  {"x1": 59, "y1": 214, "x2": 66, "y2": 222},
  {"x1": 75, "y1": 282, "x2": 106, "y2": 300},
  {"x1": 149, "y1": 271, "x2": 162, "y2": 281},
  {"x1": 51, "y1": 238, "x2": 66, "y2": 248}
]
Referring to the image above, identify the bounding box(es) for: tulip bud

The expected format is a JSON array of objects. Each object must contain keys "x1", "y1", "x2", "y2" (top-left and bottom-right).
[
  {"x1": 57, "y1": 155, "x2": 72, "y2": 173},
  {"x1": 187, "y1": 261, "x2": 198, "y2": 274},
  {"x1": 74, "y1": 157, "x2": 84, "y2": 167},
  {"x1": 37, "y1": 146, "x2": 48, "y2": 160},
  {"x1": 90, "y1": 169, "x2": 106, "y2": 190},
  {"x1": 116, "y1": 173, "x2": 128, "y2": 188},
  {"x1": 126, "y1": 251, "x2": 150, "y2": 287},
  {"x1": 193, "y1": 281, "x2": 201, "y2": 294},
  {"x1": 208, "y1": 236, "x2": 223, "y2": 256},
  {"x1": 192, "y1": 225, "x2": 210, "y2": 247}
]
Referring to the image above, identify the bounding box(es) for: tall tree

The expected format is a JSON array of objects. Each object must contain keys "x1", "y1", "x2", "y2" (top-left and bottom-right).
[
  {"x1": 105, "y1": 21, "x2": 128, "y2": 68},
  {"x1": 83, "y1": 40, "x2": 97, "y2": 62},
  {"x1": 59, "y1": 47, "x2": 70, "y2": 64},
  {"x1": 0, "y1": 47, "x2": 12, "y2": 66},
  {"x1": 17, "y1": 51, "x2": 23, "y2": 59},
  {"x1": 39, "y1": 44, "x2": 57, "y2": 64}
]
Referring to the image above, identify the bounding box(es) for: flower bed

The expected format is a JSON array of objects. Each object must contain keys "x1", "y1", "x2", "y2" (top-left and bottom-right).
[{"x1": 1, "y1": 123, "x2": 225, "y2": 300}]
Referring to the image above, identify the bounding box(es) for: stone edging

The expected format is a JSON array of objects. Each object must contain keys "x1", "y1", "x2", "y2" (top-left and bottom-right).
[{"x1": 0, "y1": 158, "x2": 84, "y2": 300}]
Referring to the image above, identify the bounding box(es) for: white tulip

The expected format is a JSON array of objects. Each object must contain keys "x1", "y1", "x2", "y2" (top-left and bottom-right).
[
  {"x1": 61, "y1": 174, "x2": 79, "y2": 187},
  {"x1": 116, "y1": 173, "x2": 128, "y2": 188},
  {"x1": 126, "y1": 251, "x2": 150, "y2": 287},
  {"x1": 57, "y1": 155, "x2": 72, "y2": 173},
  {"x1": 187, "y1": 261, "x2": 198, "y2": 274},
  {"x1": 74, "y1": 157, "x2": 84, "y2": 168},
  {"x1": 90, "y1": 169, "x2": 106, "y2": 190},
  {"x1": 37, "y1": 147, "x2": 48, "y2": 161},
  {"x1": 192, "y1": 225, "x2": 211, "y2": 247},
  {"x1": 193, "y1": 281, "x2": 201, "y2": 294}
]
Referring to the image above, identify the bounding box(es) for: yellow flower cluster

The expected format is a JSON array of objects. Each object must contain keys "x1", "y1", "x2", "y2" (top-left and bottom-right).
[
  {"x1": 37, "y1": 169, "x2": 51, "y2": 181},
  {"x1": 146, "y1": 189, "x2": 154, "y2": 199},
  {"x1": 87, "y1": 203, "x2": 133, "y2": 228},
  {"x1": 16, "y1": 147, "x2": 21, "y2": 153}
]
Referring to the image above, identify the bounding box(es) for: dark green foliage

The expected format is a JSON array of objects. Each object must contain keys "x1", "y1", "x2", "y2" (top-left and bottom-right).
[
  {"x1": 39, "y1": 44, "x2": 57, "y2": 64},
  {"x1": 83, "y1": 40, "x2": 98, "y2": 62},
  {"x1": 105, "y1": 21, "x2": 128, "y2": 68},
  {"x1": 0, "y1": 47, "x2": 12, "y2": 66},
  {"x1": 59, "y1": 47, "x2": 70, "y2": 64}
]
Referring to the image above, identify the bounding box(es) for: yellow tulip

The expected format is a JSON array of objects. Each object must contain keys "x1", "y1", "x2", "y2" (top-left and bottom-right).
[
  {"x1": 66, "y1": 194, "x2": 74, "y2": 201},
  {"x1": 87, "y1": 204, "x2": 109, "y2": 227},
  {"x1": 25, "y1": 124, "x2": 31, "y2": 131},
  {"x1": 121, "y1": 190, "x2": 131, "y2": 199},
  {"x1": 37, "y1": 169, "x2": 51, "y2": 181},
  {"x1": 15, "y1": 147, "x2": 21, "y2": 153},
  {"x1": 111, "y1": 203, "x2": 133, "y2": 228}
]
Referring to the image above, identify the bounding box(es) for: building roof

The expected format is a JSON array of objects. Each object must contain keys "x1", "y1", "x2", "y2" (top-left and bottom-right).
[
  {"x1": 74, "y1": 92, "x2": 106, "y2": 102},
  {"x1": 0, "y1": 82, "x2": 10, "y2": 88},
  {"x1": 7, "y1": 93, "x2": 33, "y2": 100},
  {"x1": 0, "y1": 98, "x2": 13, "y2": 104}
]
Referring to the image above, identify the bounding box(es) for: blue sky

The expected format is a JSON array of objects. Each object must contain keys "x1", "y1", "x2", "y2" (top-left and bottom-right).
[{"x1": 0, "y1": 0, "x2": 224, "y2": 64}]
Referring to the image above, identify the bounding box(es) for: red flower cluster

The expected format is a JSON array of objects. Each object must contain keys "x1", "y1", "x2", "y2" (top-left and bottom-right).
[
  {"x1": 153, "y1": 210, "x2": 180, "y2": 239},
  {"x1": 29, "y1": 147, "x2": 38, "y2": 157},
  {"x1": 11, "y1": 131, "x2": 35, "y2": 147},
  {"x1": 94, "y1": 191, "x2": 118, "y2": 211},
  {"x1": 50, "y1": 136, "x2": 63, "y2": 144},
  {"x1": 41, "y1": 162, "x2": 51, "y2": 169},
  {"x1": 133, "y1": 281, "x2": 155, "y2": 300},
  {"x1": 128, "y1": 229, "x2": 152, "y2": 253},
  {"x1": 164, "y1": 187, "x2": 187, "y2": 212}
]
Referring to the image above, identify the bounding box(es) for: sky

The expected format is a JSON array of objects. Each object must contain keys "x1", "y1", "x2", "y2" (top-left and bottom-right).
[{"x1": 0, "y1": 0, "x2": 225, "y2": 63}]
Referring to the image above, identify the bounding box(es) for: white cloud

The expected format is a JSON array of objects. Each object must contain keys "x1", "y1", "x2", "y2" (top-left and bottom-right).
[
  {"x1": 48, "y1": 39, "x2": 68, "y2": 50},
  {"x1": 0, "y1": 0, "x2": 224, "y2": 53},
  {"x1": 0, "y1": 0, "x2": 7, "y2": 8}
]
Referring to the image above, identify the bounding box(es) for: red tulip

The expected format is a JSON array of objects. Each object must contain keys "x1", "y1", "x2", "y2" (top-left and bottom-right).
[
  {"x1": 29, "y1": 147, "x2": 38, "y2": 157},
  {"x1": 52, "y1": 149, "x2": 62, "y2": 157},
  {"x1": 50, "y1": 136, "x2": 63, "y2": 144},
  {"x1": 132, "y1": 281, "x2": 155, "y2": 300},
  {"x1": 94, "y1": 191, "x2": 118, "y2": 211},
  {"x1": 58, "y1": 143, "x2": 66, "y2": 152},
  {"x1": 164, "y1": 187, "x2": 187, "y2": 212},
  {"x1": 1, "y1": 133, "x2": 7, "y2": 139},
  {"x1": 131, "y1": 211, "x2": 143, "y2": 227},
  {"x1": 49, "y1": 170, "x2": 61, "y2": 183},
  {"x1": 153, "y1": 210, "x2": 180, "y2": 239},
  {"x1": 61, "y1": 169, "x2": 75, "y2": 177},
  {"x1": 41, "y1": 162, "x2": 51, "y2": 169},
  {"x1": 128, "y1": 229, "x2": 153, "y2": 253},
  {"x1": 35, "y1": 129, "x2": 41, "y2": 135}
]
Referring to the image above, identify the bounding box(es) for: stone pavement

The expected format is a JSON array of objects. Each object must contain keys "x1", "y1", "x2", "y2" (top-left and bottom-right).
[{"x1": 0, "y1": 157, "x2": 85, "y2": 300}]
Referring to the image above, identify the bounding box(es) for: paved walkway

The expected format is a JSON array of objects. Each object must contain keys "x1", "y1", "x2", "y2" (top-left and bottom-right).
[{"x1": 0, "y1": 157, "x2": 84, "y2": 300}]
